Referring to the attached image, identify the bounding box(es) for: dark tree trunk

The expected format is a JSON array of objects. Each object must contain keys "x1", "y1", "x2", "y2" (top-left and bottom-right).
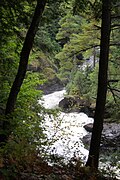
[
  {"x1": 5, "y1": 0, "x2": 46, "y2": 115},
  {"x1": 0, "y1": 0, "x2": 46, "y2": 144},
  {"x1": 86, "y1": 0, "x2": 111, "y2": 169}
]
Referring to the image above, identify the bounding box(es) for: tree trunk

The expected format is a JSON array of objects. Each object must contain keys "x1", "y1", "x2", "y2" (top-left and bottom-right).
[
  {"x1": 0, "y1": 0, "x2": 46, "y2": 144},
  {"x1": 5, "y1": 0, "x2": 46, "y2": 115},
  {"x1": 86, "y1": 0, "x2": 111, "y2": 169}
]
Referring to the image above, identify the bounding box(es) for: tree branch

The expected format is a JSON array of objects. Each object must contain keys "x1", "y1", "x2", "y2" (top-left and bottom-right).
[
  {"x1": 111, "y1": 15, "x2": 120, "y2": 19},
  {"x1": 107, "y1": 83, "x2": 117, "y2": 103},
  {"x1": 108, "y1": 79, "x2": 119, "y2": 83}
]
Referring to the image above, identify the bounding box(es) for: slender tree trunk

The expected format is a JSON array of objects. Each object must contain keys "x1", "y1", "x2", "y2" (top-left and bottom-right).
[
  {"x1": 0, "y1": 0, "x2": 46, "y2": 144},
  {"x1": 5, "y1": 0, "x2": 46, "y2": 115},
  {"x1": 86, "y1": 0, "x2": 111, "y2": 169}
]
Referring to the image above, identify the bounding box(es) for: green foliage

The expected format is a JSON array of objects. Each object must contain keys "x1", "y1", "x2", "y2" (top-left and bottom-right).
[
  {"x1": 0, "y1": 0, "x2": 36, "y2": 110},
  {"x1": 56, "y1": 14, "x2": 82, "y2": 44},
  {"x1": 55, "y1": 14, "x2": 84, "y2": 82},
  {"x1": 0, "y1": 36, "x2": 21, "y2": 108},
  {"x1": 0, "y1": 0, "x2": 35, "y2": 40},
  {"x1": 43, "y1": 0, "x2": 65, "y2": 36},
  {"x1": 105, "y1": 46, "x2": 120, "y2": 120},
  {"x1": 17, "y1": 72, "x2": 44, "y2": 105},
  {"x1": 73, "y1": 0, "x2": 102, "y2": 20},
  {"x1": 66, "y1": 70, "x2": 90, "y2": 96},
  {"x1": 0, "y1": 0, "x2": 119, "y2": 177},
  {"x1": 55, "y1": 11, "x2": 100, "y2": 83},
  {"x1": 87, "y1": 65, "x2": 99, "y2": 98},
  {"x1": 0, "y1": 71, "x2": 49, "y2": 178},
  {"x1": 35, "y1": 26, "x2": 60, "y2": 54},
  {"x1": 57, "y1": 19, "x2": 100, "y2": 60},
  {"x1": 58, "y1": 61, "x2": 73, "y2": 82}
]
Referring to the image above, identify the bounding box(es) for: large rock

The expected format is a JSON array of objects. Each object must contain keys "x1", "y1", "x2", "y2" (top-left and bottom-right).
[
  {"x1": 59, "y1": 97, "x2": 76, "y2": 110},
  {"x1": 83, "y1": 123, "x2": 120, "y2": 151},
  {"x1": 84, "y1": 123, "x2": 93, "y2": 132},
  {"x1": 80, "y1": 107, "x2": 94, "y2": 117},
  {"x1": 59, "y1": 96, "x2": 94, "y2": 116}
]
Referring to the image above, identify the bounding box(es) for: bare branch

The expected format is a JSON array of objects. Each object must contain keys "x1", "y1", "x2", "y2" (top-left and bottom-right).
[
  {"x1": 108, "y1": 79, "x2": 119, "y2": 83},
  {"x1": 94, "y1": 25, "x2": 101, "y2": 29},
  {"x1": 107, "y1": 83, "x2": 117, "y2": 103},
  {"x1": 111, "y1": 15, "x2": 120, "y2": 19},
  {"x1": 111, "y1": 24, "x2": 120, "y2": 28},
  {"x1": 108, "y1": 87, "x2": 120, "y2": 93},
  {"x1": 69, "y1": 44, "x2": 100, "y2": 59},
  {"x1": 110, "y1": 42, "x2": 120, "y2": 46}
]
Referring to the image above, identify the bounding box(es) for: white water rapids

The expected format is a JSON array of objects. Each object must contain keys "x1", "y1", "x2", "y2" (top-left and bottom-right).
[
  {"x1": 39, "y1": 89, "x2": 93, "y2": 162},
  {"x1": 38, "y1": 90, "x2": 120, "y2": 178}
]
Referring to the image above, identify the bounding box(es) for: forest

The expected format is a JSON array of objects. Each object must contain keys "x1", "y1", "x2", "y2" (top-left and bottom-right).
[{"x1": 0, "y1": 0, "x2": 120, "y2": 179}]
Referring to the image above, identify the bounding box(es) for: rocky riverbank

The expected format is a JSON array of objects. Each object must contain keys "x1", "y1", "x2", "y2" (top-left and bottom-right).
[
  {"x1": 58, "y1": 96, "x2": 120, "y2": 153},
  {"x1": 37, "y1": 76, "x2": 64, "y2": 95},
  {"x1": 83, "y1": 123, "x2": 120, "y2": 152}
]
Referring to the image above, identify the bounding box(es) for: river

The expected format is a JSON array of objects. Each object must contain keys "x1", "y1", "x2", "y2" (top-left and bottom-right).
[
  {"x1": 39, "y1": 89, "x2": 120, "y2": 179},
  {"x1": 39, "y1": 89, "x2": 93, "y2": 162}
]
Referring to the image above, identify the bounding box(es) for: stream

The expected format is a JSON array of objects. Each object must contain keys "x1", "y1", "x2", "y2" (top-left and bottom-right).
[
  {"x1": 39, "y1": 89, "x2": 93, "y2": 162},
  {"x1": 39, "y1": 89, "x2": 120, "y2": 179}
]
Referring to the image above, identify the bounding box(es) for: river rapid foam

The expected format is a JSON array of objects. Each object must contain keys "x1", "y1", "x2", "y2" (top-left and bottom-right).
[
  {"x1": 39, "y1": 89, "x2": 93, "y2": 162},
  {"x1": 38, "y1": 89, "x2": 120, "y2": 179}
]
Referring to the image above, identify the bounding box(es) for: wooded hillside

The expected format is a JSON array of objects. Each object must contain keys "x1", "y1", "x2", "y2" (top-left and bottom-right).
[{"x1": 0, "y1": 0, "x2": 120, "y2": 179}]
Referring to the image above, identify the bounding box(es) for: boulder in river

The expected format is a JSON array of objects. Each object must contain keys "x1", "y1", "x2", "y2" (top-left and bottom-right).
[
  {"x1": 84, "y1": 123, "x2": 93, "y2": 132},
  {"x1": 59, "y1": 97, "x2": 76, "y2": 110},
  {"x1": 59, "y1": 96, "x2": 94, "y2": 116}
]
